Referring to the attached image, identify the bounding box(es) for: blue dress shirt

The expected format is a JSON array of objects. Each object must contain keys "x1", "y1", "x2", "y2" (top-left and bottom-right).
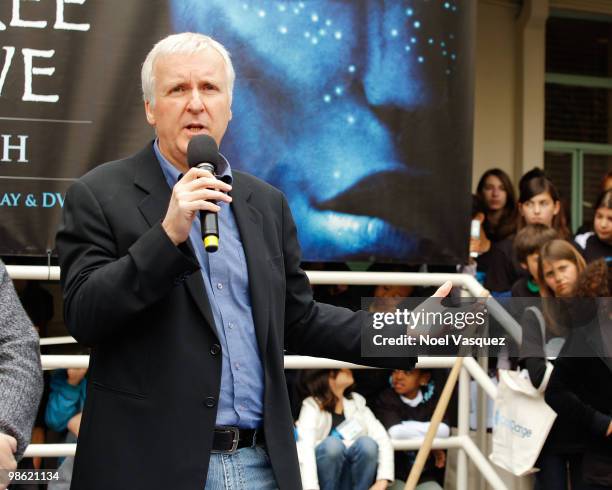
[{"x1": 154, "y1": 140, "x2": 264, "y2": 429}]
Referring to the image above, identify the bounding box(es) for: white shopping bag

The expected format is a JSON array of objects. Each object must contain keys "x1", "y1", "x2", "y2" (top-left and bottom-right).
[{"x1": 489, "y1": 365, "x2": 557, "y2": 476}]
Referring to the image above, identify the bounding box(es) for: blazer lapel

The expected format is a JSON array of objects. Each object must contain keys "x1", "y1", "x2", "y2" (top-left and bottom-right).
[
  {"x1": 231, "y1": 174, "x2": 270, "y2": 358},
  {"x1": 133, "y1": 147, "x2": 171, "y2": 229},
  {"x1": 183, "y1": 260, "x2": 217, "y2": 338},
  {"x1": 133, "y1": 144, "x2": 217, "y2": 333}
]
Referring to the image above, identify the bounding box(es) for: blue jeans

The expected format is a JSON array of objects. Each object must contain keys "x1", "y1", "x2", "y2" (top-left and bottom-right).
[
  {"x1": 315, "y1": 436, "x2": 379, "y2": 490},
  {"x1": 205, "y1": 446, "x2": 279, "y2": 489}
]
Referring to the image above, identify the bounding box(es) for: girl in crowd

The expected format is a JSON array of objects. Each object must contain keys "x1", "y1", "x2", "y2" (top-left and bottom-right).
[
  {"x1": 518, "y1": 168, "x2": 571, "y2": 240},
  {"x1": 476, "y1": 168, "x2": 518, "y2": 243},
  {"x1": 539, "y1": 239, "x2": 586, "y2": 300},
  {"x1": 374, "y1": 369, "x2": 448, "y2": 489},
  {"x1": 296, "y1": 369, "x2": 394, "y2": 490},
  {"x1": 521, "y1": 239, "x2": 586, "y2": 384},
  {"x1": 520, "y1": 240, "x2": 587, "y2": 490},
  {"x1": 575, "y1": 189, "x2": 612, "y2": 262},
  {"x1": 545, "y1": 258, "x2": 612, "y2": 489},
  {"x1": 474, "y1": 170, "x2": 521, "y2": 293}
]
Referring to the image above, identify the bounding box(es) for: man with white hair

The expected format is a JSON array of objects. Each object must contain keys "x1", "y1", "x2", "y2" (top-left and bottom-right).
[{"x1": 57, "y1": 33, "x2": 450, "y2": 490}]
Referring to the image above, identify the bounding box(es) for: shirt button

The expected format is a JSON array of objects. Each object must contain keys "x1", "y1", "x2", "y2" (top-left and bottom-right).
[
  {"x1": 235, "y1": 362, "x2": 240, "y2": 369},
  {"x1": 217, "y1": 283, "x2": 223, "y2": 290},
  {"x1": 228, "y1": 323, "x2": 234, "y2": 329},
  {"x1": 210, "y1": 344, "x2": 221, "y2": 356},
  {"x1": 204, "y1": 396, "x2": 216, "y2": 408}
]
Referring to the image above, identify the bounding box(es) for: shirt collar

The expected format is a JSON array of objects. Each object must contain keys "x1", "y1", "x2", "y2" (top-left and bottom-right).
[
  {"x1": 400, "y1": 390, "x2": 424, "y2": 407},
  {"x1": 153, "y1": 139, "x2": 233, "y2": 186}
]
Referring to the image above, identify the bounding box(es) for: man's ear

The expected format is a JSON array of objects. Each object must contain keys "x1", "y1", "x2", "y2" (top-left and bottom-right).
[
  {"x1": 553, "y1": 200, "x2": 561, "y2": 216},
  {"x1": 520, "y1": 262, "x2": 528, "y2": 270},
  {"x1": 144, "y1": 101, "x2": 156, "y2": 126}
]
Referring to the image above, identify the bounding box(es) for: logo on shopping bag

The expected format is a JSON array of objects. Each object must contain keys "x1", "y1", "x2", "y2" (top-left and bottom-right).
[{"x1": 493, "y1": 410, "x2": 533, "y2": 439}]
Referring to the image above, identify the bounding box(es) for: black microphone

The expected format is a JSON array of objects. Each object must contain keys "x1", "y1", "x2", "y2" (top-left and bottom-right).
[{"x1": 187, "y1": 135, "x2": 224, "y2": 253}]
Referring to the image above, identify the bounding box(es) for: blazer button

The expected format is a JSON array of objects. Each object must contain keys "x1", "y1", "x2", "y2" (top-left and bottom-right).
[
  {"x1": 210, "y1": 344, "x2": 221, "y2": 356},
  {"x1": 204, "y1": 396, "x2": 216, "y2": 408}
]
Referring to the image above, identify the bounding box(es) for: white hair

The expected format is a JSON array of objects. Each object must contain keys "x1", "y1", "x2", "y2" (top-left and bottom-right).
[{"x1": 141, "y1": 32, "x2": 235, "y2": 107}]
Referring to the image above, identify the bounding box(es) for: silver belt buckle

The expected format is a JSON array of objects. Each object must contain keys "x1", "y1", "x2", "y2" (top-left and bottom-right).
[{"x1": 212, "y1": 426, "x2": 240, "y2": 454}]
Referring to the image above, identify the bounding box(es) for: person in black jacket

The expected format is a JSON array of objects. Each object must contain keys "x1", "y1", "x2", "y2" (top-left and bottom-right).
[
  {"x1": 55, "y1": 32, "x2": 452, "y2": 490},
  {"x1": 545, "y1": 259, "x2": 612, "y2": 489},
  {"x1": 519, "y1": 240, "x2": 587, "y2": 489},
  {"x1": 373, "y1": 368, "x2": 449, "y2": 488}
]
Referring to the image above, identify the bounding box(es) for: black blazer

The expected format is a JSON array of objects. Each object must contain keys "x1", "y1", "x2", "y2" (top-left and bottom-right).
[
  {"x1": 545, "y1": 324, "x2": 612, "y2": 486},
  {"x1": 56, "y1": 143, "x2": 413, "y2": 489}
]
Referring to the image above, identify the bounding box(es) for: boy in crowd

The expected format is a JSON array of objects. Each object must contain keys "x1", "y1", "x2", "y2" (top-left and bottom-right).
[{"x1": 511, "y1": 224, "x2": 559, "y2": 298}]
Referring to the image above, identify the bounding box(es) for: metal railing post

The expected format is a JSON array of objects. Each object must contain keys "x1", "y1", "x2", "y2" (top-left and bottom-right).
[
  {"x1": 457, "y1": 366, "x2": 470, "y2": 490},
  {"x1": 477, "y1": 355, "x2": 489, "y2": 490}
]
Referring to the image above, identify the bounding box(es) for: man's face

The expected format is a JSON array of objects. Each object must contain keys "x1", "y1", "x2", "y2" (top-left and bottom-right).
[
  {"x1": 170, "y1": 1, "x2": 471, "y2": 260},
  {"x1": 145, "y1": 49, "x2": 232, "y2": 170}
]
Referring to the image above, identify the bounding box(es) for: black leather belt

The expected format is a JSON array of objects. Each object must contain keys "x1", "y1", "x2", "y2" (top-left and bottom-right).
[{"x1": 211, "y1": 426, "x2": 265, "y2": 454}]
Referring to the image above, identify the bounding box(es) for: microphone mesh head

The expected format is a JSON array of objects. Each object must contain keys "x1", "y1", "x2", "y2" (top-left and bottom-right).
[{"x1": 187, "y1": 135, "x2": 222, "y2": 171}]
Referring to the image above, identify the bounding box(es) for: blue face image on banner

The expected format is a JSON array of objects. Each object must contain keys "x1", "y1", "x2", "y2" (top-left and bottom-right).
[{"x1": 170, "y1": 1, "x2": 473, "y2": 263}]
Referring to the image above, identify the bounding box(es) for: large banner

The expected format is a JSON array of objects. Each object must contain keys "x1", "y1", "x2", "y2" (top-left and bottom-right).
[{"x1": 0, "y1": 1, "x2": 474, "y2": 263}]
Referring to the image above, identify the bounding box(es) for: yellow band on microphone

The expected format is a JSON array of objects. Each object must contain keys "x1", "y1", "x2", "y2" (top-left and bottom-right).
[{"x1": 204, "y1": 235, "x2": 219, "y2": 252}]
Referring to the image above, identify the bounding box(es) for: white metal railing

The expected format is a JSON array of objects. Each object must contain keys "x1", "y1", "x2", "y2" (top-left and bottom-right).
[
  {"x1": 40, "y1": 336, "x2": 77, "y2": 346},
  {"x1": 38, "y1": 355, "x2": 496, "y2": 399},
  {"x1": 29, "y1": 355, "x2": 506, "y2": 490},
  {"x1": 10, "y1": 266, "x2": 509, "y2": 489},
  {"x1": 7, "y1": 265, "x2": 60, "y2": 281},
  {"x1": 9, "y1": 267, "x2": 522, "y2": 343}
]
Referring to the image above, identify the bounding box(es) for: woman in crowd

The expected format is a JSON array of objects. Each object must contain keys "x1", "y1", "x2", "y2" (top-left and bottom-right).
[
  {"x1": 476, "y1": 168, "x2": 518, "y2": 243},
  {"x1": 518, "y1": 168, "x2": 570, "y2": 240},
  {"x1": 467, "y1": 191, "x2": 520, "y2": 295},
  {"x1": 575, "y1": 189, "x2": 612, "y2": 262},
  {"x1": 296, "y1": 369, "x2": 394, "y2": 490},
  {"x1": 520, "y1": 240, "x2": 587, "y2": 490},
  {"x1": 473, "y1": 168, "x2": 521, "y2": 294},
  {"x1": 544, "y1": 258, "x2": 612, "y2": 489}
]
